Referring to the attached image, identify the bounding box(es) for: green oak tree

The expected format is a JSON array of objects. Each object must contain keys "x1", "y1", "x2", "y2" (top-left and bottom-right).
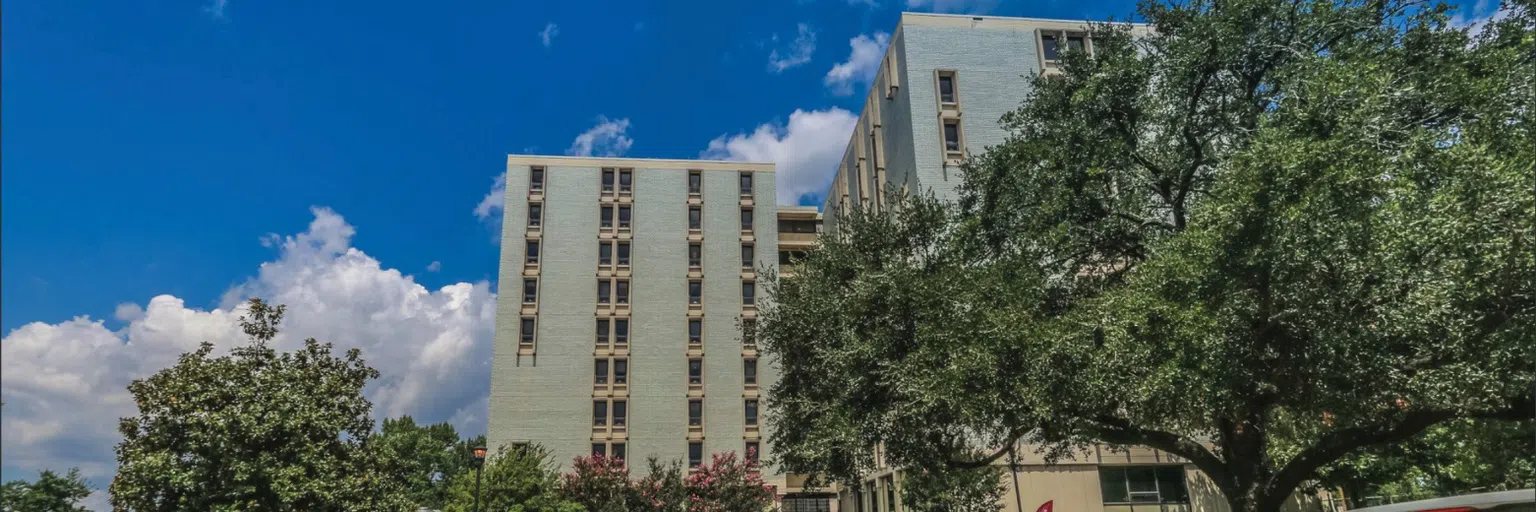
[
  {"x1": 108, "y1": 299, "x2": 411, "y2": 512},
  {"x1": 1, "y1": 468, "x2": 93, "y2": 512},
  {"x1": 440, "y1": 445, "x2": 580, "y2": 512},
  {"x1": 760, "y1": 1, "x2": 1534, "y2": 512},
  {"x1": 374, "y1": 416, "x2": 487, "y2": 510}
]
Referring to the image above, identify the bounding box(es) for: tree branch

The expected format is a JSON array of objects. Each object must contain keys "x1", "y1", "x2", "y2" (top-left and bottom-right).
[
  {"x1": 946, "y1": 430, "x2": 1027, "y2": 470},
  {"x1": 1088, "y1": 415, "x2": 1235, "y2": 490}
]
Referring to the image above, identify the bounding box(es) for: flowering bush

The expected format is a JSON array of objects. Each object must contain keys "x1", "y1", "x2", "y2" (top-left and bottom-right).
[
  {"x1": 559, "y1": 451, "x2": 774, "y2": 512},
  {"x1": 684, "y1": 452, "x2": 774, "y2": 512}
]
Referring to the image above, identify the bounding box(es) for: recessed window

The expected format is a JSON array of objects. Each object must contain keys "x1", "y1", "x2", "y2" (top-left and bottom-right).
[
  {"x1": 526, "y1": 240, "x2": 540, "y2": 264},
  {"x1": 593, "y1": 443, "x2": 606, "y2": 457},
  {"x1": 745, "y1": 400, "x2": 759, "y2": 426},
  {"x1": 593, "y1": 400, "x2": 608, "y2": 426},
  {"x1": 523, "y1": 278, "x2": 538, "y2": 303},
  {"x1": 743, "y1": 358, "x2": 758, "y2": 385},
  {"x1": 595, "y1": 359, "x2": 610, "y2": 385},
  {"x1": 688, "y1": 399, "x2": 703, "y2": 425},
  {"x1": 741, "y1": 244, "x2": 754, "y2": 268},
  {"x1": 689, "y1": 243, "x2": 702, "y2": 268},
  {"x1": 689, "y1": 206, "x2": 702, "y2": 230},
  {"x1": 688, "y1": 358, "x2": 703, "y2": 385},
  {"x1": 530, "y1": 166, "x2": 545, "y2": 191},
  {"x1": 688, "y1": 171, "x2": 702, "y2": 195},
  {"x1": 598, "y1": 280, "x2": 612, "y2": 304},
  {"x1": 740, "y1": 208, "x2": 754, "y2": 231},
  {"x1": 617, "y1": 242, "x2": 631, "y2": 266},
  {"x1": 688, "y1": 441, "x2": 703, "y2": 467},
  {"x1": 1042, "y1": 33, "x2": 1060, "y2": 61},
  {"x1": 600, "y1": 242, "x2": 613, "y2": 266},
  {"x1": 613, "y1": 400, "x2": 627, "y2": 427},
  {"x1": 741, "y1": 281, "x2": 756, "y2": 306},
  {"x1": 596, "y1": 319, "x2": 610, "y2": 345},
  {"x1": 528, "y1": 204, "x2": 543, "y2": 227},
  {"x1": 1067, "y1": 35, "x2": 1087, "y2": 52},
  {"x1": 742, "y1": 319, "x2": 756, "y2": 346},
  {"x1": 689, "y1": 280, "x2": 702, "y2": 305},
  {"x1": 739, "y1": 172, "x2": 753, "y2": 195},
  {"x1": 619, "y1": 169, "x2": 633, "y2": 193},
  {"x1": 689, "y1": 318, "x2": 703, "y2": 345},
  {"x1": 616, "y1": 280, "x2": 630, "y2": 304},
  {"x1": 745, "y1": 441, "x2": 760, "y2": 463},
  {"x1": 601, "y1": 206, "x2": 614, "y2": 228},
  {"x1": 615, "y1": 318, "x2": 629, "y2": 344},
  {"x1": 520, "y1": 317, "x2": 535, "y2": 345},
  {"x1": 1099, "y1": 466, "x2": 1189, "y2": 504},
  {"x1": 614, "y1": 359, "x2": 628, "y2": 384},
  {"x1": 943, "y1": 119, "x2": 963, "y2": 154},
  {"x1": 611, "y1": 442, "x2": 625, "y2": 460},
  {"x1": 938, "y1": 71, "x2": 957, "y2": 104},
  {"x1": 602, "y1": 168, "x2": 616, "y2": 193},
  {"x1": 618, "y1": 205, "x2": 632, "y2": 229}
]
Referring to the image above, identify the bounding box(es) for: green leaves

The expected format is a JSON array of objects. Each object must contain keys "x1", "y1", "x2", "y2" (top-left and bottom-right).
[{"x1": 1, "y1": 468, "x2": 93, "y2": 512}]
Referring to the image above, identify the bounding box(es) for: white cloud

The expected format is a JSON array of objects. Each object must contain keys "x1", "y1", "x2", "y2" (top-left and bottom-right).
[
  {"x1": 426, "y1": 261, "x2": 442, "y2": 273},
  {"x1": 1451, "y1": 0, "x2": 1512, "y2": 38},
  {"x1": 566, "y1": 116, "x2": 634, "y2": 158},
  {"x1": 768, "y1": 23, "x2": 818, "y2": 73},
  {"x1": 539, "y1": 23, "x2": 560, "y2": 48},
  {"x1": 203, "y1": 0, "x2": 228, "y2": 19},
  {"x1": 904, "y1": 0, "x2": 1001, "y2": 13},
  {"x1": 473, "y1": 172, "x2": 506, "y2": 223},
  {"x1": 701, "y1": 108, "x2": 859, "y2": 206},
  {"x1": 824, "y1": 32, "x2": 890, "y2": 96},
  {"x1": 1, "y1": 207, "x2": 497, "y2": 487},
  {"x1": 113, "y1": 303, "x2": 145, "y2": 322}
]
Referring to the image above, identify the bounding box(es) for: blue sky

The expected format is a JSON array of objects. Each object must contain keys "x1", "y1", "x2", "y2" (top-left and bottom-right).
[{"x1": 0, "y1": 0, "x2": 1498, "y2": 502}]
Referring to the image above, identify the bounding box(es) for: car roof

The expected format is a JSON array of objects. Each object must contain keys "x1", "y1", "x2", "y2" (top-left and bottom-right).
[{"x1": 1351, "y1": 490, "x2": 1534, "y2": 512}]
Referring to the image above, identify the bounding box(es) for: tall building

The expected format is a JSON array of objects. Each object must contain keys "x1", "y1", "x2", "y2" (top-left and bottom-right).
[
  {"x1": 816, "y1": 12, "x2": 1264, "y2": 512},
  {"x1": 488, "y1": 155, "x2": 781, "y2": 483}
]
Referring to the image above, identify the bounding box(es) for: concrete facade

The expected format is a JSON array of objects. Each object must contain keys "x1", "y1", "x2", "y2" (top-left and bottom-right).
[{"x1": 488, "y1": 155, "x2": 780, "y2": 480}]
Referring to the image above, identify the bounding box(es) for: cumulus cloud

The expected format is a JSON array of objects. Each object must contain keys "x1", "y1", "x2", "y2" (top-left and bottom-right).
[
  {"x1": 701, "y1": 108, "x2": 858, "y2": 206},
  {"x1": 768, "y1": 23, "x2": 818, "y2": 72},
  {"x1": 474, "y1": 172, "x2": 506, "y2": 224},
  {"x1": 824, "y1": 32, "x2": 890, "y2": 96},
  {"x1": 113, "y1": 303, "x2": 145, "y2": 322},
  {"x1": 539, "y1": 23, "x2": 560, "y2": 48},
  {"x1": 1, "y1": 207, "x2": 497, "y2": 486},
  {"x1": 905, "y1": 0, "x2": 1001, "y2": 13},
  {"x1": 426, "y1": 261, "x2": 443, "y2": 273}
]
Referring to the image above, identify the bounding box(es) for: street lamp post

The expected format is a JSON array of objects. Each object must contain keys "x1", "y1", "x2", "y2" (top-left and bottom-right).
[{"x1": 472, "y1": 446, "x2": 488, "y2": 512}]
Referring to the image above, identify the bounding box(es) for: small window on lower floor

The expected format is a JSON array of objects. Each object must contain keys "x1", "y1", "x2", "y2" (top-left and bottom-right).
[
  {"x1": 615, "y1": 318, "x2": 630, "y2": 344},
  {"x1": 688, "y1": 441, "x2": 703, "y2": 468},
  {"x1": 593, "y1": 400, "x2": 607, "y2": 426},
  {"x1": 743, "y1": 358, "x2": 758, "y2": 385},
  {"x1": 943, "y1": 119, "x2": 964, "y2": 155},
  {"x1": 613, "y1": 400, "x2": 627, "y2": 427},
  {"x1": 688, "y1": 399, "x2": 703, "y2": 426},
  {"x1": 520, "y1": 317, "x2": 535, "y2": 345},
  {"x1": 745, "y1": 441, "x2": 760, "y2": 463},
  {"x1": 611, "y1": 442, "x2": 626, "y2": 461},
  {"x1": 614, "y1": 359, "x2": 628, "y2": 384},
  {"x1": 592, "y1": 443, "x2": 606, "y2": 457},
  {"x1": 1099, "y1": 466, "x2": 1189, "y2": 504}
]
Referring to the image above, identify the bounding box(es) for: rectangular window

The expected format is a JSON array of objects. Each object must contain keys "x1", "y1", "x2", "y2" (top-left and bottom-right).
[
  {"x1": 688, "y1": 358, "x2": 703, "y2": 385},
  {"x1": 1067, "y1": 35, "x2": 1086, "y2": 52},
  {"x1": 612, "y1": 400, "x2": 627, "y2": 427},
  {"x1": 611, "y1": 442, "x2": 625, "y2": 460},
  {"x1": 746, "y1": 441, "x2": 760, "y2": 463},
  {"x1": 745, "y1": 399, "x2": 759, "y2": 425},
  {"x1": 689, "y1": 171, "x2": 702, "y2": 194},
  {"x1": 600, "y1": 242, "x2": 613, "y2": 266},
  {"x1": 744, "y1": 358, "x2": 758, "y2": 385},
  {"x1": 742, "y1": 281, "x2": 756, "y2": 306},
  {"x1": 523, "y1": 278, "x2": 538, "y2": 303},
  {"x1": 614, "y1": 359, "x2": 628, "y2": 384},
  {"x1": 739, "y1": 172, "x2": 753, "y2": 195},
  {"x1": 530, "y1": 166, "x2": 545, "y2": 191},
  {"x1": 1042, "y1": 33, "x2": 1060, "y2": 60},
  {"x1": 689, "y1": 206, "x2": 702, "y2": 230},
  {"x1": 520, "y1": 317, "x2": 535, "y2": 345},
  {"x1": 528, "y1": 204, "x2": 543, "y2": 227},
  {"x1": 595, "y1": 359, "x2": 609, "y2": 385},
  {"x1": 618, "y1": 169, "x2": 633, "y2": 192},
  {"x1": 593, "y1": 443, "x2": 607, "y2": 457},
  {"x1": 689, "y1": 243, "x2": 702, "y2": 268},
  {"x1": 740, "y1": 208, "x2": 754, "y2": 231},
  {"x1": 938, "y1": 71, "x2": 957, "y2": 104},
  {"x1": 1098, "y1": 466, "x2": 1190, "y2": 504},
  {"x1": 742, "y1": 319, "x2": 756, "y2": 346},
  {"x1": 601, "y1": 206, "x2": 614, "y2": 228},
  {"x1": 741, "y1": 244, "x2": 754, "y2": 268},
  {"x1": 616, "y1": 280, "x2": 630, "y2": 304},
  {"x1": 689, "y1": 318, "x2": 702, "y2": 345},
  {"x1": 688, "y1": 441, "x2": 703, "y2": 468},
  {"x1": 943, "y1": 119, "x2": 963, "y2": 154},
  {"x1": 689, "y1": 280, "x2": 702, "y2": 305},
  {"x1": 526, "y1": 240, "x2": 540, "y2": 264},
  {"x1": 593, "y1": 400, "x2": 608, "y2": 426},
  {"x1": 602, "y1": 168, "x2": 615, "y2": 192},
  {"x1": 688, "y1": 399, "x2": 703, "y2": 426},
  {"x1": 596, "y1": 319, "x2": 610, "y2": 345},
  {"x1": 615, "y1": 319, "x2": 629, "y2": 344},
  {"x1": 598, "y1": 280, "x2": 612, "y2": 304},
  {"x1": 618, "y1": 205, "x2": 632, "y2": 229},
  {"x1": 617, "y1": 242, "x2": 631, "y2": 266}
]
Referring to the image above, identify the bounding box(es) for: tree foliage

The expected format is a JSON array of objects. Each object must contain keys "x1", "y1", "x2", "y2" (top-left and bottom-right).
[
  {"x1": 899, "y1": 467, "x2": 1006, "y2": 512},
  {"x1": 440, "y1": 445, "x2": 579, "y2": 512},
  {"x1": 556, "y1": 453, "x2": 773, "y2": 512},
  {"x1": 1315, "y1": 419, "x2": 1535, "y2": 506},
  {"x1": 760, "y1": 0, "x2": 1535, "y2": 511},
  {"x1": 1, "y1": 468, "x2": 93, "y2": 512},
  {"x1": 108, "y1": 299, "x2": 410, "y2": 512},
  {"x1": 374, "y1": 416, "x2": 486, "y2": 510}
]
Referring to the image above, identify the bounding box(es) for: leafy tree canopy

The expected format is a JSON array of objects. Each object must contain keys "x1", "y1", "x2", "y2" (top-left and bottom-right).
[
  {"x1": 760, "y1": 0, "x2": 1534, "y2": 511},
  {"x1": 1, "y1": 468, "x2": 93, "y2": 512},
  {"x1": 441, "y1": 445, "x2": 580, "y2": 512},
  {"x1": 374, "y1": 416, "x2": 486, "y2": 510}
]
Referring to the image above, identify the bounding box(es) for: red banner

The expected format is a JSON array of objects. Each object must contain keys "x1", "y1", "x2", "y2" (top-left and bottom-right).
[{"x1": 1036, "y1": 500, "x2": 1054, "y2": 512}]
